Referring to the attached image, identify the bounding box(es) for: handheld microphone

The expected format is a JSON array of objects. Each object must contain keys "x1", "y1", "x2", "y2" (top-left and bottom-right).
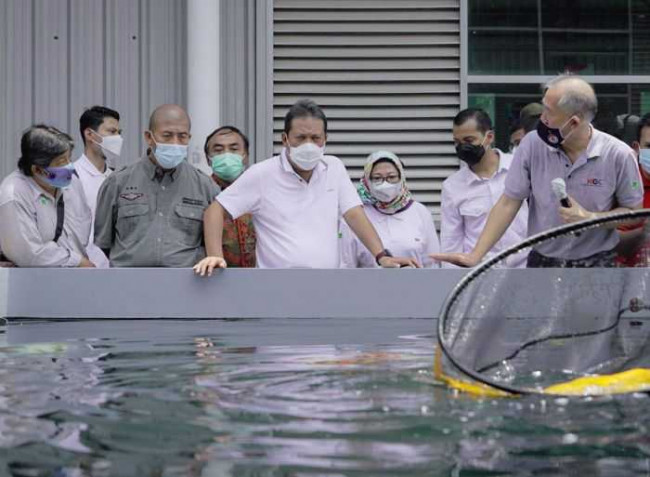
[{"x1": 551, "y1": 178, "x2": 571, "y2": 208}]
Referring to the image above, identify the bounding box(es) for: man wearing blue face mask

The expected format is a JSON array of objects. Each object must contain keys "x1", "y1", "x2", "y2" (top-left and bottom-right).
[
  {"x1": 433, "y1": 75, "x2": 643, "y2": 268},
  {"x1": 193, "y1": 99, "x2": 420, "y2": 273},
  {"x1": 0, "y1": 125, "x2": 94, "y2": 267},
  {"x1": 203, "y1": 125, "x2": 256, "y2": 267},
  {"x1": 94, "y1": 104, "x2": 219, "y2": 267}
]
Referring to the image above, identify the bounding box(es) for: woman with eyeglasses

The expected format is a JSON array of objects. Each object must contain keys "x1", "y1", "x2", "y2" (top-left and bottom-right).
[
  {"x1": 340, "y1": 151, "x2": 440, "y2": 268},
  {"x1": 0, "y1": 125, "x2": 94, "y2": 267}
]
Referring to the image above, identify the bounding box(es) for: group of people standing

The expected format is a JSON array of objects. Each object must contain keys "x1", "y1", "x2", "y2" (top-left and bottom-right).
[{"x1": 0, "y1": 74, "x2": 645, "y2": 272}]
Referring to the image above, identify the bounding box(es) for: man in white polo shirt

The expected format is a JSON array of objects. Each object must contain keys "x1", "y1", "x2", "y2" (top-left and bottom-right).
[
  {"x1": 193, "y1": 99, "x2": 419, "y2": 273},
  {"x1": 74, "y1": 106, "x2": 123, "y2": 268},
  {"x1": 433, "y1": 75, "x2": 643, "y2": 268}
]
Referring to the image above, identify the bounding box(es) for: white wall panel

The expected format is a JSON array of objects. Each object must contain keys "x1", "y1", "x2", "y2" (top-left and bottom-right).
[
  {"x1": 0, "y1": 0, "x2": 187, "y2": 175},
  {"x1": 272, "y1": 0, "x2": 461, "y2": 217},
  {"x1": 69, "y1": 0, "x2": 105, "y2": 147},
  {"x1": 1, "y1": 1, "x2": 34, "y2": 179}
]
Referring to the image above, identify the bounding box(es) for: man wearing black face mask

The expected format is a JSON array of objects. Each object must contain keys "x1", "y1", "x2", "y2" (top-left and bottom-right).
[
  {"x1": 440, "y1": 108, "x2": 529, "y2": 268},
  {"x1": 433, "y1": 76, "x2": 643, "y2": 268}
]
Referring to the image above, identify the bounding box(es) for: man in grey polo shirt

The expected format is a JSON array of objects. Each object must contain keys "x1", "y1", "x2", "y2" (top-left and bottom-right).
[
  {"x1": 95, "y1": 104, "x2": 219, "y2": 267},
  {"x1": 433, "y1": 75, "x2": 643, "y2": 268}
]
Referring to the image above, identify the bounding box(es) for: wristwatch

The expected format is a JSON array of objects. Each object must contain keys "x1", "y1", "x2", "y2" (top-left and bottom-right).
[{"x1": 375, "y1": 248, "x2": 393, "y2": 265}]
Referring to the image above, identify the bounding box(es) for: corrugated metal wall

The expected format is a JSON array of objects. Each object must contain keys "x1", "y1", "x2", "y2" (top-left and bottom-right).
[
  {"x1": 0, "y1": 0, "x2": 186, "y2": 177},
  {"x1": 272, "y1": 0, "x2": 461, "y2": 217}
]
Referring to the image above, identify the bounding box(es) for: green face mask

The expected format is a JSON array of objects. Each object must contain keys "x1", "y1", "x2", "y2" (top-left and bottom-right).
[{"x1": 210, "y1": 152, "x2": 245, "y2": 182}]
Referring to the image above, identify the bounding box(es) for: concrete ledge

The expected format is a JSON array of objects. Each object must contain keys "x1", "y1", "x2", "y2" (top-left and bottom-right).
[{"x1": 2, "y1": 268, "x2": 468, "y2": 319}]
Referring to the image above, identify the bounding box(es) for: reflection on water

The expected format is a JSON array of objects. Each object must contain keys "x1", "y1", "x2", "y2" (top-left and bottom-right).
[{"x1": 0, "y1": 319, "x2": 648, "y2": 476}]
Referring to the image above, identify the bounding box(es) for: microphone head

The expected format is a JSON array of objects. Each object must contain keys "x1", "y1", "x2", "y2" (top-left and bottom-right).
[{"x1": 551, "y1": 177, "x2": 568, "y2": 200}]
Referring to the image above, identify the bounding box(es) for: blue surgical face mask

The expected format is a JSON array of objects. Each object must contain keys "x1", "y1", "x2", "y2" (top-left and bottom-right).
[
  {"x1": 41, "y1": 163, "x2": 75, "y2": 189},
  {"x1": 153, "y1": 141, "x2": 187, "y2": 169},
  {"x1": 640, "y1": 149, "x2": 650, "y2": 174}
]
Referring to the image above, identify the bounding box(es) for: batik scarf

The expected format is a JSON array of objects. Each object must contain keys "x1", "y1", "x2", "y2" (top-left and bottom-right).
[{"x1": 357, "y1": 150, "x2": 413, "y2": 215}]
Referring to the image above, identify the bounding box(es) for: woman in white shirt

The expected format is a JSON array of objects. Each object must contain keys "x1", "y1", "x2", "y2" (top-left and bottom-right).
[{"x1": 340, "y1": 151, "x2": 440, "y2": 268}]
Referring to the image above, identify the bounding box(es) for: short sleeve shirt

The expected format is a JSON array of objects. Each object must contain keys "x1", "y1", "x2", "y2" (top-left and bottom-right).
[
  {"x1": 504, "y1": 128, "x2": 643, "y2": 259},
  {"x1": 216, "y1": 150, "x2": 362, "y2": 268},
  {"x1": 340, "y1": 202, "x2": 440, "y2": 268},
  {"x1": 94, "y1": 156, "x2": 219, "y2": 267}
]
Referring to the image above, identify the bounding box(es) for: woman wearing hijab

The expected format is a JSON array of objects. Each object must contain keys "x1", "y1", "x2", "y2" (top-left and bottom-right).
[
  {"x1": 0, "y1": 125, "x2": 94, "y2": 267},
  {"x1": 340, "y1": 151, "x2": 440, "y2": 268}
]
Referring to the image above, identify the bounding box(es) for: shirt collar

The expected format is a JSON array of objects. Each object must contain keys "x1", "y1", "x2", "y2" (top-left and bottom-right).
[
  {"x1": 25, "y1": 175, "x2": 58, "y2": 203},
  {"x1": 584, "y1": 126, "x2": 603, "y2": 159},
  {"x1": 77, "y1": 154, "x2": 109, "y2": 177},
  {"x1": 462, "y1": 148, "x2": 511, "y2": 183},
  {"x1": 142, "y1": 154, "x2": 179, "y2": 182},
  {"x1": 279, "y1": 148, "x2": 327, "y2": 178}
]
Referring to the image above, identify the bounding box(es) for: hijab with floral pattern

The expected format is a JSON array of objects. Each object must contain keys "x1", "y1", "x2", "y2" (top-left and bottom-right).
[{"x1": 357, "y1": 150, "x2": 413, "y2": 215}]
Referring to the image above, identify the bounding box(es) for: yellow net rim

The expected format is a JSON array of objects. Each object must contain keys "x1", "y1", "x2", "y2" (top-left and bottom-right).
[{"x1": 434, "y1": 347, "x2": 650, "y2": 397}]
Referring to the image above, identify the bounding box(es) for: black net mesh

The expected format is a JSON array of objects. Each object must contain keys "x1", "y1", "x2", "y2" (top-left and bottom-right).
[{"x1": 437, "y1": 210, "x2": 650, "y2": 396}]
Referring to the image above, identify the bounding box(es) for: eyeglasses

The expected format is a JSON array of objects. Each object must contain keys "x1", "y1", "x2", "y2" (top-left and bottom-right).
[{"x1": 370, "y1": 175, "x2": 400, "y2": 185}]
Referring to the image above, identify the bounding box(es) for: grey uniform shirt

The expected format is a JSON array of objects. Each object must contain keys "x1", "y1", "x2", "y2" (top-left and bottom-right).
[
  {"x1": 0, "y1": 171, "x2": 91, "y2": 267},
  {"x1": 504, "y1": 127, "x2": 643, "y2": 259},
  {"x1": 94, "y1": 156, "x2": 219, "y2": 267}
]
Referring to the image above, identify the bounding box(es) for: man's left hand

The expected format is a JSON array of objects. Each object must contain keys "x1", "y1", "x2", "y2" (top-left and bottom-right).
[
  {"x1": 558, "y1": 195, "x2": 596, "y2": 224},
  {"x1": 378, "y1": 256, "x2": 421, "y2": 268}
]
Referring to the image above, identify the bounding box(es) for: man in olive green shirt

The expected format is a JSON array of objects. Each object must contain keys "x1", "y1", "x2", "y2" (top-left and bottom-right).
[{"x1": 95, "y1": 104, "x2": 219, "y2": 267}]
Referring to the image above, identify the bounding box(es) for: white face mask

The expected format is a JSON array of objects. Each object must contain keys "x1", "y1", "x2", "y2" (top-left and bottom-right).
[
  {"x1": 289, "y1": 142, "x2": 324, "y2": 171},
  {"x1": 370, "y1": 181, "x2": 401, "y2": 203},
  {"x1": 92, "y1": 132, "x2": 123, "y2": 162}
]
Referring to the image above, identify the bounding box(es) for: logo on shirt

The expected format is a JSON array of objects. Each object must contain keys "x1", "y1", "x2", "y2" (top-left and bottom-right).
[
  {"x1": 632, "y1": 180, "x2": 640, "y2": 190},
  {"x1": 119, "y1": 192, "x2": 144, "y2": 201},
  {"x1": 182, "y1": 198, "x2": 205, "y2": 207},
  {"x1": 585, "y1": 178, "x2": 603, "y2": 187}
]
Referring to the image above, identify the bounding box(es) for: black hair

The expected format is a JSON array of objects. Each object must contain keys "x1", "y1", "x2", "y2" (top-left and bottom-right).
[
  {"x1": 283, "y1": 99, "x2": 328, "y2": 136},
  {"x1": 79, "y1": 106, "x2": 120, "y2": 145},
  {"x1": 17, "y1": 125, "x2": 74, "y2": 176},
  {"x1": 521, "y1": 114, "x2": 540, "y2": 133},
  {"x1": 636, "y1": 113, "x2": 650, "y2": 143},
  {"x1": 509, "y1": 120, "x2": 523, "y2": 136},
  {"x1": 453, "y1": 108, "x2": 492, "y2": 133},
  {"x1": 203, "y1": 125, "x2": 250, "y2": 159}
]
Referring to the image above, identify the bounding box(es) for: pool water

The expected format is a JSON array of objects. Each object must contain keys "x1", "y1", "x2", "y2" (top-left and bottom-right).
[{"x1": 1, "y1": 319, "x2": 649, "y2": 476}]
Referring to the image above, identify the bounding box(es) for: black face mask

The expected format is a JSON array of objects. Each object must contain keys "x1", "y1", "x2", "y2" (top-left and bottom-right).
[
  {"x1": 537, "y1": 118, "x2": 573, "y2": 149},
  {"x1": 455, "y1": 142, "x2": 485, "y2": 167}
]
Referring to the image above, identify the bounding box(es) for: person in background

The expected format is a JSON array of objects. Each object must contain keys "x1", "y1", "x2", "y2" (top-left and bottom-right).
[
  {"x1": 0, "y1": 125, "x2": 94, "y2": 267},
  {"x1": 616, "y1": 113, "x2": 650, "y2": 266},
  {"x1": 631, "y1": 113, "x2": 650, "y2": 206},
  {"x1": 95, "y1": 104, "x2": 219, "y2": 267},
  {"x1": 509, "y1": 120, "x2": 525, "y2": 154},
  {"x1": 75, "y1": 106, "x2": 122, "y2": 268},
  {"x1": 519, "y1": 102, "x2": 543, "y2": 132},
  {"x1": 441, "y1": 109, "x2": 528, "y2": 268},
  {"x1": 433, "y1": 75, "x2": 643, "y2": 268},
  {"x1": 340, "y1": 151, "x2": 440, "y2": 268},
  {"x1": 204, "y1": 125, "x2": 256, "y2": 267},
  {"x1": 193, "y1": 99, "x2": 419, "y2": 274}
]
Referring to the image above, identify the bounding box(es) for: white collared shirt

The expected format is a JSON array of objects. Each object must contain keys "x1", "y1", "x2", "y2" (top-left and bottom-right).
[
  {"x1": 440, "y1": 149, "x2": 529, "y2": 268},
  {"x1": 74, "y1": 154, "x2": 111, "y2": 268},
  {"x1": 216, "y1": 149, "x2": 362, "y2": 268},
  {"x1": 340, "y1": 202, "x2": 440, "y2": 268}
]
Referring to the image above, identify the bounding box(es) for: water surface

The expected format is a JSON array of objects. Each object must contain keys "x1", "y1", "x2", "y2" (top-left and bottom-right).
[{"x1": 0, "y1": 319, "x2": 648, "y2": 476}]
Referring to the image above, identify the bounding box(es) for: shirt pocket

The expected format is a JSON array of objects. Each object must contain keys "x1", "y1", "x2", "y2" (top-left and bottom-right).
[
  {"x1": 116, "y1": 203, "x2": 149, "y2": 245},
  {"x1": 459, "y1": 199, "x2": 490, "y2": 230},
  {"x1": 171, "y1": 203, "x2": 203, "y2": 247}
]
